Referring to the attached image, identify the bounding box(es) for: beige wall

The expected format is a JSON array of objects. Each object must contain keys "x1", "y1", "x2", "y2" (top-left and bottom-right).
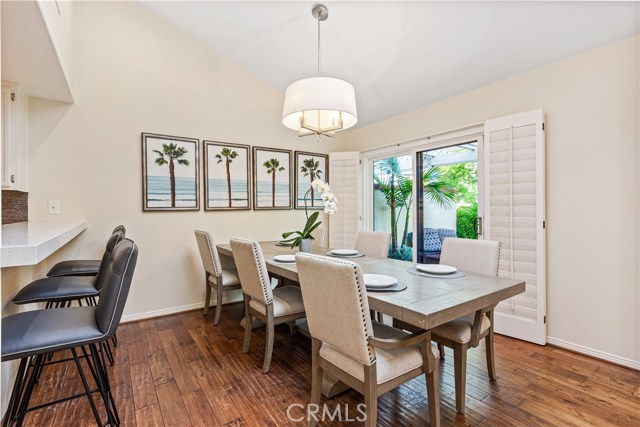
[
  {"x1": 343, "y1": 36, "x2": 640, "y2": 366},
  {"x1": 26, "y1": 1, "x2": 340, "y2": 320}
]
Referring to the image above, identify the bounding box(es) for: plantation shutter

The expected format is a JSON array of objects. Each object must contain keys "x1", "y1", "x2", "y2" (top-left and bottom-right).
[
  {"x1": 483, "y1": 109, "x2": 547, "y2": 345},
  {"x1": 328, "y1": 152, "x2": 360, "y2": 249}
]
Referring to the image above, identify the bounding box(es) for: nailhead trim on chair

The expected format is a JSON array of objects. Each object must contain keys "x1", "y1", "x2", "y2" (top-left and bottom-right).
[
  {"x1": 202, "y1": 231, "x2": 222, "y2": 277},
  {"x1": 496, "y1": 241, "x2": 502, "y2": 277},
  {"x1": 297, "y1": 253, "x2": 376, "y2": 364},
  {"x1": 250, "y1": 241, "x2": 273, "y2": 305}
]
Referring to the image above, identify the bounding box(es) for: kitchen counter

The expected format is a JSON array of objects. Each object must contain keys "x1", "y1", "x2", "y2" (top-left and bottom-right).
[{"x1": 1, "y1": 220, "x2": 87, "y2": 268}]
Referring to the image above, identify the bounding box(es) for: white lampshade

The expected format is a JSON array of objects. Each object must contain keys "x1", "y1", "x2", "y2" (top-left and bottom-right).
[{"x1": 282, "y1": 77, "x2": 357, "y2": 135}]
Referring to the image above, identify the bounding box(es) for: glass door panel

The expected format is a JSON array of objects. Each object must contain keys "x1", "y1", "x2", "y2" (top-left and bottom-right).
[
  {"x1": 415, "y1": 142, "x2": 479, "y2": 264},
  {"x1": 372, "y1": 154, "x2": 413, "y2": 260}
]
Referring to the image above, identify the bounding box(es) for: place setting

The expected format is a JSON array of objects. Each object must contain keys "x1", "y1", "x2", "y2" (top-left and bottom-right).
[
  {"x1": 407, "y1": 263, "x2": 466, "y2": 279},
  {"x1": 326, "y1": 248, "x2": 366, "y2": 258},
  {"x1": 363, "y1": 274, "x2": 407, "y2": 292},
  {"x1": 270, "y1": 254, "x2": 296, "y2": 263}
]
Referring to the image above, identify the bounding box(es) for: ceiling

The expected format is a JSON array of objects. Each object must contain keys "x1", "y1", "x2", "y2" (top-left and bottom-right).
[{"x1": 141, "y1": 1, "x2": 639, "y2": 127}]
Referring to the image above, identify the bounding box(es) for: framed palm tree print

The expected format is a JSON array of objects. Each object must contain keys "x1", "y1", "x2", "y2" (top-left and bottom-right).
[
  {"x1": 252, "y1": 147, "x2": 293, "y2": 210},
  {"x1": 204, "y1": 141, "x2": 251, "y2": 211},
  {"x1": 142, "y1": 133, "x2": 199, "y2": 211},
  {"x1": 294, "y1": 151, "x2": 328, "y2": 210}
]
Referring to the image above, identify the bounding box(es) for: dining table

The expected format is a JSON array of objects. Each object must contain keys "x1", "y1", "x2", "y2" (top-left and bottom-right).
[{"x1": 216, "y1": 241, "x2": 525, "y2": 399}]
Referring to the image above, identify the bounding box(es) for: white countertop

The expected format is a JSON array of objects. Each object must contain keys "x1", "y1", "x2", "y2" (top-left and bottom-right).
[{"x1": 1, "y1": 220, "x2": 87, "y2": 268}]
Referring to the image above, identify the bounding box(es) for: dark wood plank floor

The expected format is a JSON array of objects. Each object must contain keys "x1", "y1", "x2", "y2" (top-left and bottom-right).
[{"x1": 21, "y1": 303, "x2": 640, "y2": 426}]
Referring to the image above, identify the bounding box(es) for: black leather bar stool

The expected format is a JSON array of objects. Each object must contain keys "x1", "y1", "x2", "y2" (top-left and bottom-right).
[
  {"x1": 46, "y1": 225, "x2": 126, "y2": 278},
  {"x1": 1, "y1": 239, "x2": 138, "y2": 427}
]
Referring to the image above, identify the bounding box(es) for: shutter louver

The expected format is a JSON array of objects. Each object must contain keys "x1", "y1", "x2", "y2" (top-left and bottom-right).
[{"x1": 328, "y1": 152, "x2": 360, "y2": 249}]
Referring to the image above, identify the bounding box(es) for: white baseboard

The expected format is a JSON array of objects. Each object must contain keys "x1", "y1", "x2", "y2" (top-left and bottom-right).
[
  {"x1": 121, "y1": 294, "x2": 242, "y2": 323},
  {"x1": 547, "y1": 336, "x2": 640, "y2": 370}
]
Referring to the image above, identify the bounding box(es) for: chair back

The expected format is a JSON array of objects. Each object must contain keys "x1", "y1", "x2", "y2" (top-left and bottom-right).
[
  {"x1": 95, "y1": 230, "x2": 125, "y2": 290},
  {"x1": 296, "y1": 253, "x2": 376, "y2": 366},
  {"x1": 355, "y1": 231, "x2": 391, "y2": 258},
  {"x1": 230, "y1": 239, "x2": 272, "y2": 306},
  {"x1": 112, "y1": 225, "x2": 126, "y2": 235},
  {"x1": 194, "y1": 230, "x2": 223, "y2": 278},
  {"x1": 95, "y1": 239, "x2": 138, "y2": 337},
  {"x1": 311, "y1": 226, "x2": 327, "y2": 248},
  {"x1": 440, "y1": 238, "x2": 501, "y2": 276}
]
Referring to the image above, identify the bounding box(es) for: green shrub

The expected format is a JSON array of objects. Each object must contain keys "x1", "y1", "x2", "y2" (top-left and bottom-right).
[
  {"x1": 388, "y1": 245, "x2": 413, "y2": 261},
  {"x1": 456, "y1": 203, "x2": 478, "y2": 239}
]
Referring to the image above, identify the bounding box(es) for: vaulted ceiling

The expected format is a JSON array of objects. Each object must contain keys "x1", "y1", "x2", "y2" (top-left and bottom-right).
[{"x1": 141, "y1": 1, "x2": 639, "y2": 127}]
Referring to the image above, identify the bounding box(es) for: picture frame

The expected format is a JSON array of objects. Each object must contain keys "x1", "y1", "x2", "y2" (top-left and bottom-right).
[
  {"x1": 294, "y1": 151, "x2": 329, "y2": 210},
  {"x1": 203, "y1": 141, "x2": 251, "y2": 211},
  {"x1": 252, "y1": 146, "x2": 293, "y2": 210},
  {"x1": 141, "y1": 133, "x2": 200, "y2": 211}
]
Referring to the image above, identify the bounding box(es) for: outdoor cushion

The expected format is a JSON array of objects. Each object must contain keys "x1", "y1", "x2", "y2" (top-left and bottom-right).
[
  {"x1": 437, "y1": 228, "x2": 457, "y2": 241},
  {"x1": 423, "y1": 228, "x2": 442, "y2": 252}
]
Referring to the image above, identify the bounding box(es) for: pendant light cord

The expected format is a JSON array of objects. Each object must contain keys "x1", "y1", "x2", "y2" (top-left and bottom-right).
[{"x1": 317, "y1": 17, "x2": 321, "y2": 77}]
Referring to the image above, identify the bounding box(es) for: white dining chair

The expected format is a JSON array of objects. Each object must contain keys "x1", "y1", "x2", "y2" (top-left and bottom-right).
[
  {"x1": 432, "y1": 237, "x2": 501, "y2": 414},
  {"x1": 230, "y1": 238, "x2": 306, "y2": 373},
  {"x1": 310, "y1": 225, "x2": 327, "y2": 248},
  {"x1": 355, "y1": 231, "x2": 391, "y2": 258},
  {"x1": 295, "y1": 253, "x2": 441, "y2": 427},
  {"x1": 194, "y1": 230, "x2": 242, "y2": 325}
]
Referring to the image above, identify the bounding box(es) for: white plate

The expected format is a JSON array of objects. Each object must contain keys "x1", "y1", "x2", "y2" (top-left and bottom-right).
[
  {"x1": 363, "y1": 274, "x2": 397, "y2": 288},
  {"x1": 415, "y1": 264, "x2": 457, "y2": 275},
  {"x1": 331, "y1": 249, "x2": 359, "y2": 256},
  {"x1": 273, "y1": 254, "x2": 296, "y2": 263}
]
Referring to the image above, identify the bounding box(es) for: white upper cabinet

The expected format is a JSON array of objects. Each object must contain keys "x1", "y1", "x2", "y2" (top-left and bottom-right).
[
  {"x1": 1, "y1": 0, "x2": 75, "y2": 102},
  {"x1": 1, "y1": 82, "x2": 28, "y2": 191}
]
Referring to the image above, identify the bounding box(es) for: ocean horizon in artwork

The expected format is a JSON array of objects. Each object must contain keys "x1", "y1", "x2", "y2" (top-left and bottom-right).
[
  {"x1": 296, "y1": 182, "x2": 323, "y2": 207},
  {"x1": 147, "y1": 175, "x2": 197, "y2": 208},
  {"x1": 208, "y1": 178, "x2": 249, "y2": 207},
  {"x1": 256, "y1": 180, "x2": 290, "y2": 206}
]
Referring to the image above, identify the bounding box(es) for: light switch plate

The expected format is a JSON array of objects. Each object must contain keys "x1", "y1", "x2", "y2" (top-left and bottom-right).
[{"x1": 48, "y1": 200, "x2": 60, "y2": 215}]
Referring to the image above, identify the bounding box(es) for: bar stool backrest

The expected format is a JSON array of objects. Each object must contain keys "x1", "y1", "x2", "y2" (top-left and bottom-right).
[
  {"x1": 95, "y1": 231, "x2": 125, "y2": 290},
  {"x1": 112, "y1": 225, "x2": 126, "y2": 235},
  {"x1": 95, "y1": 238, "x2": 138, "y2": 337}
]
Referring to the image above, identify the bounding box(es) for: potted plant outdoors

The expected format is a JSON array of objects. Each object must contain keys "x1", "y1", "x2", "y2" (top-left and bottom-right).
[{"x1": 281, "y1": 179, "x2": 337, "y2": 252}]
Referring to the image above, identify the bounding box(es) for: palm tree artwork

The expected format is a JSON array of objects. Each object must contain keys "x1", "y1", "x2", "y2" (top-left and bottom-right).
[
  {"x1": 299, "y1": 158, "x2": 323, "y2": 206},
  {"x1": 263, "y1": 158, "x2": 285, "y2": 207},
  {"x1": 215, "y1": 148, "x2": 238, "y2": 208},
  {"x1": 153, "y1": 143, "x2": 190, "y2": 208}
]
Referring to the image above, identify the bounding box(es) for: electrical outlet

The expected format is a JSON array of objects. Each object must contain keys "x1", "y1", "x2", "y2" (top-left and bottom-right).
[{"x1": 48, "y1": 201, "x2": 61, "y2": 215}]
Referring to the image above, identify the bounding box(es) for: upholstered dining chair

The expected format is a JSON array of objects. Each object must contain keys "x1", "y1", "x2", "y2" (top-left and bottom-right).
[
  {"x1": 295, "y1": 253, "x2": 441, "y2": 427},
  {"x1": 432, "y1": 237, "x2": 501, "y2": 414},
  {"x1": 230, "y1": 238, "x2": 306, "y2": 373},
  {"x1": 355, "y1": 231, "x2": 391, "y2": 258},
  {"x1": 310, "y1": 225, "x2": 327, "y2": 248},
  {"x1": 194, "y1": 230, "x2": 242, "y2": 325}
]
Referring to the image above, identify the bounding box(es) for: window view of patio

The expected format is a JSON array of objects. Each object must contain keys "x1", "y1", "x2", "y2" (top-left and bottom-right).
[
  {"x1": 372, "y1": 155, "x2": 414, "y2": 260},
  {"x1": 416, "y1": 142, "x2": 479, "y2": 264}
]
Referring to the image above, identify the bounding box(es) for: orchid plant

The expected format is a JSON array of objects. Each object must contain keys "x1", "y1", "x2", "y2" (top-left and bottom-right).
[{"x1": 281, "y1": 179, "x2": 338, "y2": 248}]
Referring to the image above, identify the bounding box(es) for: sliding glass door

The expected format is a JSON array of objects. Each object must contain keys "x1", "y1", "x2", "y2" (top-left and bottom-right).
[
  {"x1": 415, "y1": 141, "x2": 481, "y2": 264},
  {"x1": 371, "y1": 154, "x2": 413, "y2": 260}
]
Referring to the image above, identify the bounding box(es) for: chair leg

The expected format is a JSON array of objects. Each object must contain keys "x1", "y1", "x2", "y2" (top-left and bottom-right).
[
  {"x1": 288, "y1": 321, "x2": 297, "y2": 336},
  {"x1": 3, "y1": 358, "x2": 28, "y2": 427},
  {"x1": 213, "y1": 285, "x2": 223, "y2": 326},
  {"x1": 485, "y1": 329, "x2": 496, "y2": 380},
  {"x1": 363, "y1": 366, "x2": 378, "y2": 427},
  {"x1": 242, "y1": 296, "x2": 252, "y2": 354},
  {"x1": 14, "y1": 354, "x2": 44, "y2": 427},
  {"x1": 307, "y1": 338, "x2": 322, "y2": 427},
  {"x1": 71, "y1": 348, "x2": 104, "y2": 427},
  {"x1": 426, "y1": 363, "x2": 441, "y2": 427},
  {"x1": 437, "y1": 343, "x2": 445, "y2": 359},
  {"x1": 203, "y1": 283, "x2": 212, "y2": 316},
  {"x1": 262, "y1": 319, "x2": 275, "y2": 374},
  {"x1": 453, "y1": 343, "x2": 467, "y2": 414},
  {"x1": 90, "y1": 343, "x2": 120, "y2": 426}
]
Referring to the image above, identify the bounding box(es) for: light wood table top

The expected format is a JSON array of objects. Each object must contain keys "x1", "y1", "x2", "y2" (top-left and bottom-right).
[{"x1": 217, "y1": 241, "x2": 525, "y2": 331}]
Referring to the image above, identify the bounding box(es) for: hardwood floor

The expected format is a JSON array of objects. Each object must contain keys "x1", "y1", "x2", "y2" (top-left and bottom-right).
[{"x1": 20, "y1": 303, "x2": 640, "y2": 426}]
